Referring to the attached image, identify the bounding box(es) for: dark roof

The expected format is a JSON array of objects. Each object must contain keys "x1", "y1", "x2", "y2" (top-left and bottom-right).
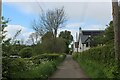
[
  {"x1": 81, "y1": 35, "x2": 89, "y2": 43},
  {"x1": 80, "y1": 30, "x2": 104, "y2": 43},
  {"x1": 82, "y1": 30, "x2": 104, "y2": 36}
]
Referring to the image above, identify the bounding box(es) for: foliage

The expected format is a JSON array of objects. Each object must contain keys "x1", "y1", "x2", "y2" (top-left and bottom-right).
[
  {"x1": 59, "y1": 30, "x2": 73, "y2": 53},
  {"x1": 1, "y1": 17, "x2": 10, "y2": 41},
  {"x1": 19, "y1": 47, "x2": 33, "y2": 58},
  {"x1": 3, "y1": 53, "x2": 66, "y2": 79},
  {"x1": 104, "y1": 21, "x2": 114, "y2": 44},
  {"x1": 2, "y1": 58, "x2": 31, "y2": 79},
  {"x1": 92, "y1": 21, "x2": 114, "y2": 46},
  {"x1": 1, "y1": 17, "x2": 26, "y2": 57},
  {"x1": 12, "y1": 61, "x2": 56, "y2": 79},
  {"x1": 32, "y1": 43, "x2": 43, "y2": 56},
  {"x1": 41, "y1": 32, "x2": 53, "y2": 41},
  {"x1": 73, "y1": 45, "x2": 117, "y2": 78},
  {"x1": 31, "y1": 53, "x2": 62, "y2": 64},
  {"x1": 1, "y1": 17, "x2": 12, "y2": 57},
  {"x1": 40, "y1": 38, "x2": 66, "y2": 53}
]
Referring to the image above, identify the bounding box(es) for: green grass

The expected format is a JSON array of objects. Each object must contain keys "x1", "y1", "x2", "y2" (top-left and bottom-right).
[{"x1": 77, "y1": 58, "x2": 107, "y2": 78}]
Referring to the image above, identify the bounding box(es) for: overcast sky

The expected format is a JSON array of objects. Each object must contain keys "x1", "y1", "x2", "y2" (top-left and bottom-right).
[{"x1": 3, "y1": 0, "x2": 115, "y2": 43}]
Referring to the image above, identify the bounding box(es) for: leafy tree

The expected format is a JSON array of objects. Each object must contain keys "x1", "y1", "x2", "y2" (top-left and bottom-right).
[
  {"x1": 92, "y1": 21, "x2": 114, "y2": 46},
  {"x1": 40, "y1": 38, "x2": 66, "y2": 53},
  {"x1": 1, "y1": 17, "x2": 12, "y2": 57},
  {"x1": 41, "y1": 32, "x2": 53, "y2": 41},
  {"x1": 104, "y1": 21, "x2": 114, "y2": 44},
  {"x1": 59, "y1": 30, "x2": 73, "y2": 53},
  {"x1": 33, "y1": 31, "x2": 66, "y2": 53},
  {"x1": 1, "y1": 17, "x2": 26, "y2": 57}
]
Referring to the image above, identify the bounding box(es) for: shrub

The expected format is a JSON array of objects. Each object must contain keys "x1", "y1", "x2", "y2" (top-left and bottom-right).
[
  {"x1": 31, "y1": 53, "x2": 66, "y2": 65},
  {"x1": 12, "y1": 61, "x2": 56, "y2": 79},
  {"x1": 3, "y1": 53, "x2": 66, "y2": 79},
  {"x1": 11, "y1": 53, "x2": 66, "y2": 79},
  {"x1": 2, "y1": 58, "x2": 31, "y2": 79},
  {"x1": 72, "y1": 53, "x2": 78, "y2": 60},
  {"x1": 19, "y1": 47, "x2": 32, "y2": 58}
]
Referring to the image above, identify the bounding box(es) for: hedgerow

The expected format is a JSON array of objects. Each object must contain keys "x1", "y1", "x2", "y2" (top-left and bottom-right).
[
  {"x1": 2, "y1": 53, "x2": 66, "y2": 79},
  {"x1": 73, "y1": 45, "x2": 117, "y2": 78}
]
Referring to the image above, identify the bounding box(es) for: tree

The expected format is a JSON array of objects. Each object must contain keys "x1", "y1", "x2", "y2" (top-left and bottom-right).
[
  {"x1": 1, "y1": 17, "x2": 12, "y2": 57},
  {"x1": 32, "y1": 7, "x2": 67, "y2": 38},
  {"x1": 104, "y1": 21, "x2": 114, "y2": 44},
  {"x1": 28, "y1": 32, "x2": 40, "y2": 45},
  {"x1": 59, "y1": 30, "x2": 73, "y2": 53},
  {"x1": 40, "y1": 38, "x2": 66, "y2": 53},
  {"x1": 92, "y1": 21, "x2": 114, "y2": 46},
  {"x1": 41, "y1": 32, "x2": 53, "y2": 41},
  {"x1": 36, "y1": 31, "x2": 66, "y2": 53},
  {"x1": 11, "y1": 29, "x2": 22, "y2": 44}
]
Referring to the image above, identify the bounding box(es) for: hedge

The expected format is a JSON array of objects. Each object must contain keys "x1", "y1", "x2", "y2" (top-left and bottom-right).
[
  {"x1": 2, "y1": 53, "x2": 66, "y2": 79},
  {"x1": 72, "y1": 45, "x2": 117, "y2": 78}
]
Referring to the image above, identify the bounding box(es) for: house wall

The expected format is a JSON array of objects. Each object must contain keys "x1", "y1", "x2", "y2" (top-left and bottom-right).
[{"x1": 73, "y1": 42, "x2": 90, "y2": 52}]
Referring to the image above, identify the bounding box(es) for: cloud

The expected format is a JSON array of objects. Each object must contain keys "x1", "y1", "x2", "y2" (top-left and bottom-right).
[
  {"x1": 5, "y1": 25, "x2": 34, "y2": 43},
  {"x1": 65, "y1": 23, "x2": 85, "y2": 29}
]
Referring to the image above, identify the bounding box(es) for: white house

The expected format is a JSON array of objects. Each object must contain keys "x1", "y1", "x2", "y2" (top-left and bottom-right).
[{"x1": 72, "y1": 27, "x2": 104, "y2": 52}]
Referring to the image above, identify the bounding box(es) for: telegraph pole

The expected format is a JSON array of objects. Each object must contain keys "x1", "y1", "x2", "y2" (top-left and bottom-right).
[
  {"x1": 112, "y1": 0, "x2": 120, "y2": 77},
  {"x1": 0, "y1": 0, "x2": 2, "y2": 79}
]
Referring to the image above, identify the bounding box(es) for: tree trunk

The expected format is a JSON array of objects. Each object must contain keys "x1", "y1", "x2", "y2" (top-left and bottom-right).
[{"x1": 112, "y1": 0, "x2": 120, "y2": 77}]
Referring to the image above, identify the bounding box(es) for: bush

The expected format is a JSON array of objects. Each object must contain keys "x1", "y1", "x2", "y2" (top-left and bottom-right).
[
  {"x1": 31, "y1": 53, "x2": 66, "y2": 65},
  {"x1": 11, "y1": 53, "x2": 66, "y2": 79},
  {"x1": 19, "y1": 47, "x2": 32, "y2": 58},
  {"x1": 12, "y1": 61, "x2": 56, "y2": 79},
  {"x1": 72, "y1": 53, "x2": 78, "y2": 60},
  {"x1": 2, "y1": 58, "x2": 32, "y2": 79},
  {"x1": 3, "y1": 53, "x2": 66, "y2": 79}
]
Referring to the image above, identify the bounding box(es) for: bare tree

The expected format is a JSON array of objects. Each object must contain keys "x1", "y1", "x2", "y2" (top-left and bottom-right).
[
  {"x1": 11, "y1": 29, "x2": 22, "y2": 44},
  {"x1": 28, "y1": 32, "x2": 40, "y2": 45},
  {"x1": 32, "y1": 7, "x2": 67, "y2": 38}
]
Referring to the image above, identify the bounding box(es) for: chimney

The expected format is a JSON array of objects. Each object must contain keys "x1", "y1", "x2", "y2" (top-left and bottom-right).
[{"x1": 79, "y1": 27, "x2": 82, "y2": 34}]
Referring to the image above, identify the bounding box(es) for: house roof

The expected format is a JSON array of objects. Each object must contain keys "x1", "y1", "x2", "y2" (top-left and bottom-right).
[
  {"x1": 81, "y1": 35, "x2": 89, "y2": 43},
  {"x1": 80, "y1": 30, "x2": 104, "y2": 43},
  {"x1": 82, "y1": 30, "x2": 104, "y2": 36}
]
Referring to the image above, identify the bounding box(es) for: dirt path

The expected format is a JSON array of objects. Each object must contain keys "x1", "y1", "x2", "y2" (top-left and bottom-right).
[{"x1": 49, "y1": 55, "x2": 89, "y2": 80}]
